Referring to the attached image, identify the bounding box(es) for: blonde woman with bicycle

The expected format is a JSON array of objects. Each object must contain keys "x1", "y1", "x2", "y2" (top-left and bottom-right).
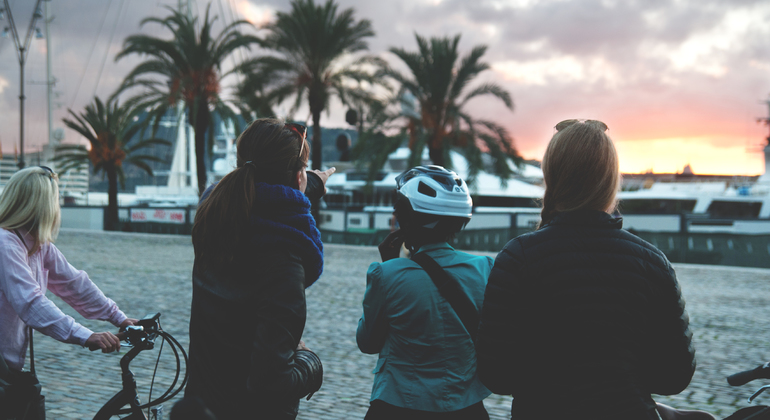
[{"x1": 0, "y1": 167, "x2": 136, "y2": 398}]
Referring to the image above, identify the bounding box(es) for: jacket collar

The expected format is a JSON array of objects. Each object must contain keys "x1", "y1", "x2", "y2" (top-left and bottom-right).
[
  {"x1": 413, "y1": 242, "x2": 454, "y2": 255},
  {"x1": 547, "y1": 209, "x2": 623, "y2": 229}
]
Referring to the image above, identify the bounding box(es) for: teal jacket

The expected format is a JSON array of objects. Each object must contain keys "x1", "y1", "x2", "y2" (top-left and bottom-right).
[{"x1": 356, "y1": 242, "x2": 493, "y2": 412}]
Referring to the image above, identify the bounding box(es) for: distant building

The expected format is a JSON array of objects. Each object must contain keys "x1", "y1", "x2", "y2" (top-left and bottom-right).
[{"x1": 0, "y1": 153, "x2": 88, "y2": 197}]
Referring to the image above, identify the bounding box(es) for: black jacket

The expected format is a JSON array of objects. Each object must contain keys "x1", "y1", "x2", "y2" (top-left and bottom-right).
[
  {"x1": 185, "y1": 174, "x2": 325, "y2": 420},
  {"x1": 476, "y1": 210, "x2": 695, "y2": 420},
  {"x1": 185, "y1": 250, "x2": 322, "y2": 420}
]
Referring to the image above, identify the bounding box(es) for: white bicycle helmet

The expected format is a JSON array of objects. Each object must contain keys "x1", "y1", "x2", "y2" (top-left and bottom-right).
[{"x1": 395, "y1": 165, "x2": 473, "y2": 219}]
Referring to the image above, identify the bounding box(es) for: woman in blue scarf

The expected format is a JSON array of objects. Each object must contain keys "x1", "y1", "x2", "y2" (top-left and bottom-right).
[{"x1": 184, "y1": 118, "x2": 333, "y2": 420}]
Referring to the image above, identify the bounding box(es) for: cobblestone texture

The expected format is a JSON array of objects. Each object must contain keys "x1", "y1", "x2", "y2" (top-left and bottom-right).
[{"x1": 28, "y1": 230, "x2": 770, "y2": 419}]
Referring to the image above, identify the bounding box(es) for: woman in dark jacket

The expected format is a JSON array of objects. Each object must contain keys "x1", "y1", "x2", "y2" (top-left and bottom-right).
[
  {"x1": 184, "y1": 119, "x2": 332, "y2": 420},
  {"x1": 476, "y1": 119, "x2": 709, "y2": 420}
]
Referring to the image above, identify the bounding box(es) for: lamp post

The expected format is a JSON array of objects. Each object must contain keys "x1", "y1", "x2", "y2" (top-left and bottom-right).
[{"x1": 1, "y1": 0, "x2": 45, "y2": 170}]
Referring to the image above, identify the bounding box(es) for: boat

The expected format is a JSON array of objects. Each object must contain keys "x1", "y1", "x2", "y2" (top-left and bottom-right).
[{"x1": 320, "y1": 146, "x2": 545, "y2": 234}]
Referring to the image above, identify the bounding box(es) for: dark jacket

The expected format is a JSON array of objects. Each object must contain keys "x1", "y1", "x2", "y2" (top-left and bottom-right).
[
  {"x1": 185, "y1": 174, "x2": 325, "y2": 420},
  {"x1": 476, "y1": 210, "x2": 695, "y2": 420}
]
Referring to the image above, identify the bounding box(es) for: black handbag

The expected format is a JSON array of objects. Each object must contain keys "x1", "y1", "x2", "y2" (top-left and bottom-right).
[{"x1": 0, "y1": 328, "x2": 46, "y2": 420}]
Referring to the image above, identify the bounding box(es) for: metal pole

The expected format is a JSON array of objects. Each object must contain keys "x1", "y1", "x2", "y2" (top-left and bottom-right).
[
  {"x1": 19, "y1": 51, "x2": 25, "y2": 169},
  {"x1": 2, "y1": 0, "x2": 45, "y2": 170},
  {"x1": 45, "y1": 0, "x2": 53, "y2": 151}
]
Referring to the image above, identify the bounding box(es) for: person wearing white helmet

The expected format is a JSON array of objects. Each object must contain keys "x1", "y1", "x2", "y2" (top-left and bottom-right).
[{"x1": 356, "y1": 165, "x2": 493, "y2": 420}]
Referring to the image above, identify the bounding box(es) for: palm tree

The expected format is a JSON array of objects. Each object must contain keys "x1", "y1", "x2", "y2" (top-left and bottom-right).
[
  {"x1": 349, "y1": 96, "x2": 404, "y2": 184},
  {"x1": 252, "y1": 0, "x2": 378, "y2": 171},
  {"x1": 55, "y1": 97, "x2": 169, "y2": 231},
  {"x1": 114, "y1": 4, "x2": 260, "y2": 195},
  {"x1": 380, "y1": 33, "x2": 521, "y2": 185}
]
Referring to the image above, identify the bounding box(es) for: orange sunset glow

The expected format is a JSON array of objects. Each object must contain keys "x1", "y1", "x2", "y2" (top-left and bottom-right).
[
  {"x1": 514, "y1": 114, "x2": 770, "y2": 176},
  {"x1": 1, "y1": 0, "x2": 769, "y2": 182}
]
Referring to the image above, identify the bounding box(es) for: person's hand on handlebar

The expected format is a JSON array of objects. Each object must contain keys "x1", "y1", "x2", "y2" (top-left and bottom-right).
[
  {"x1": 119, "y1": 318, "x2": 139, "y2": 331},
  {"x1": 86, "y1": 331, "x2": 122, "y2": 353}
]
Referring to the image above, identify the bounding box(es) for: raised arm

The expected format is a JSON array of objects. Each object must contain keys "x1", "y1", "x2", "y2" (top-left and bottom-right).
[{"x1": 304, "y1": 168, "x2": 336, "y2": 201}]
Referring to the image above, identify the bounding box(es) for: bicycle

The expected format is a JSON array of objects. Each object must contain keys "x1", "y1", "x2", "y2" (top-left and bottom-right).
[
  {"x1": 722, "y1": 362, "x2": 770, "y2": 419},
  {"x1": 89, "y1": 313, "x2": 188, "y2": 420}
]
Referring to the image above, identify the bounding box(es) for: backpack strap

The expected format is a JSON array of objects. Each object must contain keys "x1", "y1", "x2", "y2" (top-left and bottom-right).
[{"x1": 411, "y1": 252, "x2": 480, "y2": 341}]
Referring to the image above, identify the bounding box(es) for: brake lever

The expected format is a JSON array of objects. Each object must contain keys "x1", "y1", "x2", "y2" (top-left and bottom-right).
[{"x1": 749, "y1": 385, "x2": 770, "y2": 403}]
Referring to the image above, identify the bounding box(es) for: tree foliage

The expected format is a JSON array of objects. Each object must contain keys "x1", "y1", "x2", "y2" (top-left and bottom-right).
[
  {"x1": 238, "y1": 0, "x2": 381, "y2": 171},
  {"x1": 376, "y1": 33, "x2": 521, "y2": 186},
  {"x1": 114, "y1": 4, "x2": 260, "y2": 195},
  {"x1": 56, "y1": 97, "x2": 168, "y2": 230}
]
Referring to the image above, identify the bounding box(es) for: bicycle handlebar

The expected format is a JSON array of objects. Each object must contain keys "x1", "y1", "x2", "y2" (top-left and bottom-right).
[
  {"x1": 92, "y1": 312, "x2": 188, "y2": 419},
  {"x1": 727, "y1": 362, "x2": 770, "y2": 386},
  {"x1": 87, "y1": 313, "x2": 162, "y2": 351}
]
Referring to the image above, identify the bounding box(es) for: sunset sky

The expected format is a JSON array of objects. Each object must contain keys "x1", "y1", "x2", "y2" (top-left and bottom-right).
[{"x1": 0, "y1": 0, "x2": 769, "y2": 176}]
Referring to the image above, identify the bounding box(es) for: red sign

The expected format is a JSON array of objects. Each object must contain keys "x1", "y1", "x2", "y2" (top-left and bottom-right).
[{"x1": 130, "y1": 209, "x2": 186, "y2": 224}]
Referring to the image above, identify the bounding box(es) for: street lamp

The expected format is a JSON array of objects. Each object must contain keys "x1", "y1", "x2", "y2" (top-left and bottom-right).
[{"x1": 1, "y1": 0, "x2": 46, "y2": 170}]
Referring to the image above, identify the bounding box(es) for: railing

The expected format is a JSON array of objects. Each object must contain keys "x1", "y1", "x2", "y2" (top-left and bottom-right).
[
  {"x1": 59, "y1": 206, "x2": 770, "y2": 269},
  {"x1": 322, "y1": 226, "x2": 770, "y2": 268}
]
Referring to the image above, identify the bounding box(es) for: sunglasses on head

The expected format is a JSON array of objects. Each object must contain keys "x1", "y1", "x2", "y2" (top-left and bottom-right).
[
  {"x1": 285, "y1": 123, "x2": 307, "y2": 168},
  {"x1": 555, "y1": 119, "x2": 609, "y2": 132},
  {"x1": 39, "y1": 166, "x2": 58, "y2": 181}
]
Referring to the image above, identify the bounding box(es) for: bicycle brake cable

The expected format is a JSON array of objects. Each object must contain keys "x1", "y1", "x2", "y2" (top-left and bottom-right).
[{"x1": 146, "y1": 322, "x2": 165, "y2": 419}]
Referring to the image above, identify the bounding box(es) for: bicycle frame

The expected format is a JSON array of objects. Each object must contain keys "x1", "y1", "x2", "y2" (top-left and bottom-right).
[
  {"x1": 92, "y1": 339, "x2": 153, "y2": 420},
  {"x1": 90, "y1": 313, "x2": 186, "y2": 420}
]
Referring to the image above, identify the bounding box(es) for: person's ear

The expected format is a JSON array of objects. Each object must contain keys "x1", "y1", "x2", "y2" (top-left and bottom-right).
[{"x1": 293, "y1": 170, "x2": 302, "y2": 189}]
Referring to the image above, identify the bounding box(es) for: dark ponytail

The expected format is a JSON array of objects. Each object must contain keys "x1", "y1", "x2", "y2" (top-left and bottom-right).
[{"x1": 192, "y1": 118, "x2": 309, "y2": 266}]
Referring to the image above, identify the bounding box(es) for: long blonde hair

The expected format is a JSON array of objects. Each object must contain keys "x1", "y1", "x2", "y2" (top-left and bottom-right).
[
  {"x1": 539, "y1": 120, "x2": 620, "y2": 228},
  {"x1": 0, "y1": 167, "x2": 61, "y2": 254}
]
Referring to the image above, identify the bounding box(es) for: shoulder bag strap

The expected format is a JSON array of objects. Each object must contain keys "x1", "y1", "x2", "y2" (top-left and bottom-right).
[
  {"x1": 28, "y1": 328, "x2": 35, "y2": 375},
  {"x1": 411, "y1": 252, "x2": 480, "y2": 341}
]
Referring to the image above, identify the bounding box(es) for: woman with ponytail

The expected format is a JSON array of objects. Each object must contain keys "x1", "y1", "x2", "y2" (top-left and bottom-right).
[
  {"x1": 476, "y1": 120, "x2": 706, "y2": 420},
  {"x1": 184, "y1": 119, "x2": 334, "y2": 420}
]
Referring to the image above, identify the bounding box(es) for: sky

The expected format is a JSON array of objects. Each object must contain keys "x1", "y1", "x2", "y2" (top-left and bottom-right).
[{"x1": 1, "y1": 0, "x2": 769, "y2": 176}]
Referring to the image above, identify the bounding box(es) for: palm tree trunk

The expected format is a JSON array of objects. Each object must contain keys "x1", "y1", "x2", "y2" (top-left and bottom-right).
[
  {"x1": 429, "y1": 146, "x2": 445, "y2": 167},
  {"x1": 192, "y1": 101, "x2": 211, "y2": 196},
  {"x1": 105, "y1": 166, "x2": 119, "y2": 231},
  {"x1": 311, "y1": 108, "x2": 323, "y2": 171},
  {"x1": 429, "y1": 131, "x2": 445, "y2": 167},
  {"x1": 309, "y1": 107, "x2": 323, "y2": 225}
]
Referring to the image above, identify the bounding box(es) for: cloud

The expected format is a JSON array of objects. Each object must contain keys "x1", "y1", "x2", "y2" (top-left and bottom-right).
[
  {"x1": 0, "y1": 77, "x2": 9, "y2": 95},
  {"x1": 1, "y1": 0, "x2": 769, "y2": 175},
  {"x1": 237, "y1": 1, "x2": 276, "y2": 28}
]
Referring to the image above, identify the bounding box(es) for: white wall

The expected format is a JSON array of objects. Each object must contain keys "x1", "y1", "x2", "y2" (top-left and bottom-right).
[{"x1": 61, "y1": 207, "x2": 103, "y2": 230}]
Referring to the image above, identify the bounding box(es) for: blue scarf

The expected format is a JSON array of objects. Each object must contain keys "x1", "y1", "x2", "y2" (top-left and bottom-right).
[{"x1": 248, "y1": 183, "x2": 324, "y2": 287}]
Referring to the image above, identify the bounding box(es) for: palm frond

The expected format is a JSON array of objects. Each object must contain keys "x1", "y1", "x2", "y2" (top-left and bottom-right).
[{"x1": 461, "y1": 83, "x2": 513, "y2": 110}]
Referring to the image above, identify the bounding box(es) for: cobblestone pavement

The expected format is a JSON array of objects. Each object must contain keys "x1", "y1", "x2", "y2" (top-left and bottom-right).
[{"x1": 30, "y1": 230, "x2": 770, "y2": 419}]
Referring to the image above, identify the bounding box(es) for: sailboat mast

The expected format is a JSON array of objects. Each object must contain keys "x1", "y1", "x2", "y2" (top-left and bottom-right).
[{"x1": 45, "y1": 0, "x2": 53, "y2": 150}]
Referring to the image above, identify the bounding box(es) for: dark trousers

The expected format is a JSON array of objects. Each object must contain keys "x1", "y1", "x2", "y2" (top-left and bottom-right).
[{"x1": 364, "y1": 400, "x2": 489, "y2": 420}]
